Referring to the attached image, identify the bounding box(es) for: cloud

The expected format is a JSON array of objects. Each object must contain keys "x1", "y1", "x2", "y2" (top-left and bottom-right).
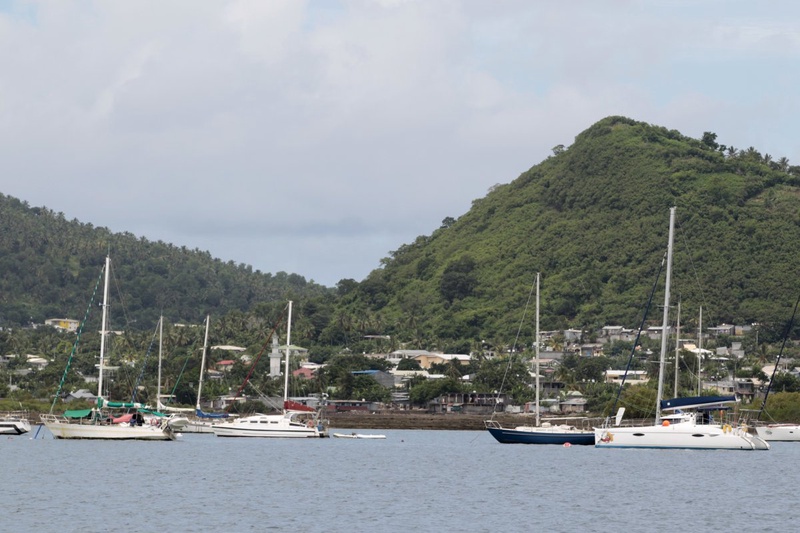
[{"x1": 1, "y1": 1, "x2": 799, "y2": 286}]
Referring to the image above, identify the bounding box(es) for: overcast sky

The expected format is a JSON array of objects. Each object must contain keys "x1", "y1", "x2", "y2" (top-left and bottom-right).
[{"x1": 1, "y1": 1, "x2": 798, "y2": 286}]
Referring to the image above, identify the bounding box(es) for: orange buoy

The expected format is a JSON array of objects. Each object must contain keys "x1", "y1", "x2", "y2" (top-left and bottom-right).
[{"x1": 662, "y1": 420, "x2": 670, "y2": 427}]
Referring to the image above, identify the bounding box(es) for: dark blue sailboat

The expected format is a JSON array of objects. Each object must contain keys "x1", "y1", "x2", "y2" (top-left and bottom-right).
[{"x1": 485, "y1": 273, "x2": 595, "y2": 445}]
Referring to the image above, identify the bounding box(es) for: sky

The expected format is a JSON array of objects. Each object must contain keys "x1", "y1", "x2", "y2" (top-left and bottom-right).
[{"x1": 1, "y1": 1, "x2": 799, "y2": 287}]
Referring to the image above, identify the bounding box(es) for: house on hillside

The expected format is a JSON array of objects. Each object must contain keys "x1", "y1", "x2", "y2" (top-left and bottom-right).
[
  {"x1": 45, "y1": 318, "x2": 80, "y2": 332},
  {"x1": 352, "y1": 369, "x2": 395, "y2": 388}
]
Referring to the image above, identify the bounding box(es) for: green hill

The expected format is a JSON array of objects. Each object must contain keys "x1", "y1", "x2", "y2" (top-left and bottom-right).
[
  {"x1": 2, "y1": 116, "x2": 800, "y2": 355},
  {"x1": 0, "y1": 194, "x2": 331, "y2": 328},
  {"x1": 328, "y1": 116, "x2": 800, "y2": 352}
]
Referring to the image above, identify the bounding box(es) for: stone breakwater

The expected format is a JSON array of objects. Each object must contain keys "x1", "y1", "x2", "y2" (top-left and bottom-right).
[{"x1": 325, "y1": 411, "x2": 605, "y2": 431}]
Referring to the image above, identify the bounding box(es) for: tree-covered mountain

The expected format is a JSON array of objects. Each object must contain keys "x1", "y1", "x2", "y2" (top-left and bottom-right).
[
  {"x1": 331, "y1": 116, "x2": 800, "y2": 352},
  {"x1": 3, "y1": 116, "x2": 800, "y2": 356},
  {"x1": 0, "y1": 194, "x2": 332, "y2": 328}
]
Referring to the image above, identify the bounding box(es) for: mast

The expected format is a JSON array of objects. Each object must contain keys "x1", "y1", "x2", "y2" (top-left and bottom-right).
[
  {"x1": 697, "y1": 306, "x2": 702, "y2": 396},
  {"x1": 534, "y1": 273, "x2": 541, "y2": 427},
  {"x1": 196, "y1": 315, "x2": 210, "y2": 411},
  {"x1": 655, "y1": 207, "x2": 676, "y2": 423},
  {"x1": 283, "y1": 301, "x2": 293, "y2": 405},
  {"x1": 674, "y1": 299, "x2": 680, "y2": 398},
  {"x1": 97, "y1": 255, "x2": 111, "y2": 400},
  {"x1": 157, "y1": 315, "x2": 163, "y2": 409}
]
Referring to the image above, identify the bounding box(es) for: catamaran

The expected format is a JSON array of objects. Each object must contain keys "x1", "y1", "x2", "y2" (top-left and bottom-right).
[{"x1": 594, "y1": 207, "x2": 768, "y2": 450}]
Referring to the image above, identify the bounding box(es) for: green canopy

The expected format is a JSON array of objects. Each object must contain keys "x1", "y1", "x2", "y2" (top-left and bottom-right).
[{"x1": 63, "y1": 409, "x2": 93, "y2": 419}]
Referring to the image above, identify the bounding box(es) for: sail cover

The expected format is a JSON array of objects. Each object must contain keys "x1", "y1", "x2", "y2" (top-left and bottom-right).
[
  {"x1": 195, "y1": 409, "x2": 229, "y2": 419},
  {"x1": 284, "y1": 400, "x2": 316, "y2": 412},
  {"x1": 660, "y1": 395, "x2": 737, "y2": 411}
]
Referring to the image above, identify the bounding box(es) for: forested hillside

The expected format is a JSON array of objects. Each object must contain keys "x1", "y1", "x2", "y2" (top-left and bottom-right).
[
  {"x1": 3, "y1": 116, "x2": 800, "y2": 356},
  {"x1": 332, "y1": 116, "x2": 800, "y2": 352},
  {"x1": 0, "y1": 194, "x2": 331, "y2": 328}
]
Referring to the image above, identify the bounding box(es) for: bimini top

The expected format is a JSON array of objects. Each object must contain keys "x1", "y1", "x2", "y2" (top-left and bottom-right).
[{"x1": 660, "y1": 395, "x2": 737, "y2": 411}]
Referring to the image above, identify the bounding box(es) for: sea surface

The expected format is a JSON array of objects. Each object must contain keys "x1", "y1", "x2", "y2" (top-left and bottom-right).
[{"x1": 2, "y1": 426, "x2": 796, "y2": 533}]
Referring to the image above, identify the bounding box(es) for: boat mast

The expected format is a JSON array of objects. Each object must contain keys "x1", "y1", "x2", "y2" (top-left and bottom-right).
[
  {"x1": 157, "y1": 315, "x2": 163, "y2": 409},
  {"x1": 697, "y1": 306, "x2": 702, "y2": 396},
  {"x1": 97, "y1": 255, "x2": 111, "y2": 400},
  {"x1": 535, "y1": 273, "x2": 541, "y2": 428},
  {"x1": 655, "y1": 207, "x2": 676, "y2": 423},
  {"x1": 196, "y1": 315, "x2": 210, "y2": 412},
  {"x1": 674, "y1": 299, "x2": 680, "y2": 398},
  {"x1": 283, "y1": 301, "x2": 293, "y2": 405}
]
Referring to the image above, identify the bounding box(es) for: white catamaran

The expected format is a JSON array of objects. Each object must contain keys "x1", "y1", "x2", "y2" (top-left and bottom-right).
[{"x1": 594, "y1": 207, "x2": 769, "y2": 450}]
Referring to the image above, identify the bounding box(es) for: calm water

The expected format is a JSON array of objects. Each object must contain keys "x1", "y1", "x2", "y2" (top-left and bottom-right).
[{"x1": 2, "y1": 426, "x2": 796, "y2": 533}]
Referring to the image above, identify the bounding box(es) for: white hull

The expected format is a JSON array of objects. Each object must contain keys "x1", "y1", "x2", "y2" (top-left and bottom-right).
[
  {"x1": 212, "y1": 413, "x2": 322, "y2": 438},
  {"x1": 754, "y1": 424, "x2": 800, "y2": 441},
  {"x1": 181, "y1": 419, "x2": 215, "y2": 434},
  {"x1": 332, "y1": 433, "x2": 386, "y2": 439},
  {"x1": 165, "y1": 415, "x2": 190, "y2": 431},
  {"x1": 0, "y1": 418, "x2": 31, "y2": 435},
  {"x1": 595, "y1": 421, "x2": 769, "y2": 450},
  {"x1": 41, "y1": 415, "x2": 175, "y2": 441}
]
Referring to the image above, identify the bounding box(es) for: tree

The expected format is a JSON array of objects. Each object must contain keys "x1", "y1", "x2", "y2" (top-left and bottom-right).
[
  {"x1": 701, "y1": 131, "x2": 719, "y2": 150},
  {"x1": 440, "y1": 217, "x2": 456, "y2": 229},
  {"x1": 439, "y1": 255, "x2": 478, "y2": 304},
  {"x1": 397, "y1": 358, "x2": 421, "y2": 371}
]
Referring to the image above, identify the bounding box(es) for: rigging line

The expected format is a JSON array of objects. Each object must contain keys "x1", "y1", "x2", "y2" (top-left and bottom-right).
[
  {"x1": 491, "y1": 275, "x2": 537, "y2": 421},
  {"x1": 48, "y1": 264, "x2": 105, "y2": 415},
  {"x1": 607, "y1": 250, "x2": 666, "y2": 421},
  {"x1": 131, "y1": 320, "x2": 160, "y2": 404},
  {"x1": 675, "y1": 217, "x2": 715, "y2": 327},
  {"x1": 108, "y1": 257, "x2": 134, "y2": 331},
  {"x1": 226, "y1": 305, "x2": 289, "y2": 413},
  {"x1": 757, "y1": 291, "x2": 800, "y2": 420}
]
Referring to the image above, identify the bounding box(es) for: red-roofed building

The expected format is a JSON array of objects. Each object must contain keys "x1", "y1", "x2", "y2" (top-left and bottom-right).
[
  {"x1": 216, "y1": 360, "x2": 235, "y2": 372},
  {"x1": 292, "y1": 367, "x2": 316, "y2": 379}
]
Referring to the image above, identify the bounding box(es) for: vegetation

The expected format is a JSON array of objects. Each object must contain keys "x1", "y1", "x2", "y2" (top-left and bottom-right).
[{"x1": 3, "y1": 116, "x2": 800, "y2": 418}]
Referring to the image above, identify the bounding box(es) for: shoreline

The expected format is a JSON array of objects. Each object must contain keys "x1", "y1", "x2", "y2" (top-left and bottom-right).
[{"x1": 325, "y1": 411, "x2": 604, "y2": 431}]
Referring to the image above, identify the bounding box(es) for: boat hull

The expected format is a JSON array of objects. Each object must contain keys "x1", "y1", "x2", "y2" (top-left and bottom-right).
[
  {"x1": 486, "y1": 425, "x2": 595, "y2": 445},
  {"x1": 41, "y1": 415, "x2": 175, "y2": 441},
  {"x1": 0, "y1": 419, "x2": 31, "y2": 435},
  {"x1": 332, "y1": 433, "x2": 386, "y2": 439},
  {"x1": 754, "y1": 424, "x2": 800, "y2": 441},
  {"x1": 211, "y1": 413, "x2": 323, "y2": 438},
  {"x1": 181, "y1": 419, "x2": 215, "y2": 434},
  {"x1": 594, "y1": 423, "x2": 770, "y2": 450}
]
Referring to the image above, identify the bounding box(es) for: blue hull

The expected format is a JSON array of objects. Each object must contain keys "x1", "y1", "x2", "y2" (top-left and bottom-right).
[{"x1": 486, "y1": 426, "x2": 595, "y2": 445}]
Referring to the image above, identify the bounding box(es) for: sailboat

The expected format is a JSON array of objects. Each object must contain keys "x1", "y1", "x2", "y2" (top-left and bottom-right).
[
  {"x1": 751, "y1": 293, "x2": 800, "y2": 442},
  {"x1": 180, "y1": 315, "x2": 231, "y2": 433},
  {"x1": 40, "y1": 256, "x2": 176, "y2": 441},
  {"x1": 211, "y1": 301, "x2": 326, "y2": 438},
  {"x1": 594, "y1": 207, "x2": 769, "y2": 450},
  {"x1": 152, "y1": 315, "x2": 189, "y2": 432},
  {"x1": 485, "y1": 273, "x2": 595, "y2": 445}
]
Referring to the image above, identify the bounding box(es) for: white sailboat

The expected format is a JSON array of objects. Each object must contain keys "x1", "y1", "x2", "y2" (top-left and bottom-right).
[
  {"x1": 594, "y1": 207, "x2": 769, "y2": 450},
  {"x1": 211, "y1": 301, "x2": 325, "y2": 438},
  {"x1": 485, "y1": 273, "x2": 595, "y2": 445},
  {"x1": 41, "y1": 256, "x2": 175, "y2": 441},
  {"x1": 180, "y1": 315, "x2": 229, "y2": 433},
  {"x1": 153, "y1": 315, "x2": 189, "y2": 432}
]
